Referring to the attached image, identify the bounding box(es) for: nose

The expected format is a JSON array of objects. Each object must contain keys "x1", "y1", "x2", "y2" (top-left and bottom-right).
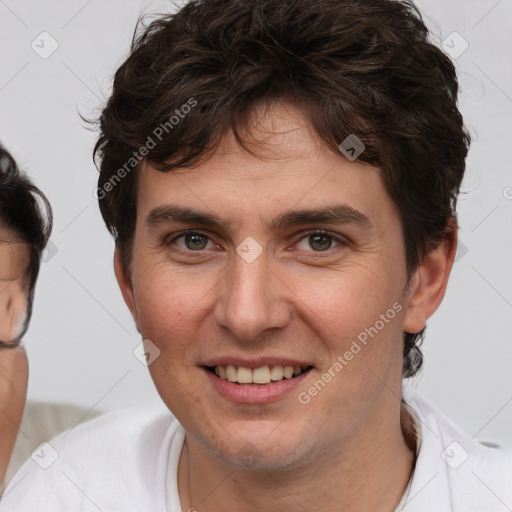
[{"x1": 213, "y1": 252, "x2": 291, "y2": 342}]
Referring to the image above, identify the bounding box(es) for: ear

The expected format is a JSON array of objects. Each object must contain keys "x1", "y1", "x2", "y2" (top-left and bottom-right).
[
  {"x1": 403, "y1": 219, "x2": 458, "y2": 334},
  {"x1": 114, "y1": 248, "x2": 138, "y2": 324}
]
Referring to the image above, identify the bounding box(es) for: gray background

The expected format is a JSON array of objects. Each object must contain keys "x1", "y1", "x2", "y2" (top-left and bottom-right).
[{"x1": 0, "y1": 0, "x2": 511, "y2": 447}]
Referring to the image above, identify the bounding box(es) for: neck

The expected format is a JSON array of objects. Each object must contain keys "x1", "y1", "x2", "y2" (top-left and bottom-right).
[{"x1": 178, "y1": 399, "x2": 416, "y2": 512}]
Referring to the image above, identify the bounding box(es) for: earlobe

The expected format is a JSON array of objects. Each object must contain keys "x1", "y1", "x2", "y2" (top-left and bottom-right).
[
  {"x1": 114, "y1": 249, "x2": 137, "y2": 322},
  {"x1": 403, "y1": 219, "x2": 458, "y2": 334}
]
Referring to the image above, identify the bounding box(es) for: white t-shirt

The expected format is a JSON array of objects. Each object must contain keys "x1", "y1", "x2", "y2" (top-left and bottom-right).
[{"x1": 1, "y1": 393, "x2": 511, "y2": 511}]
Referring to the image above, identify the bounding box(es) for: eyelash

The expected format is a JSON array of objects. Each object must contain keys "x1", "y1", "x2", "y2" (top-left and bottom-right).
[{"x1": 166, "y1": 229, "x2": 347, "y2": 255}]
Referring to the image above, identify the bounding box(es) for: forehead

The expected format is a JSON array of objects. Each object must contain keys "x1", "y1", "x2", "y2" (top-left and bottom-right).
[{"x1": 135, "y1": 102, "x2": 396, "y2": 228}]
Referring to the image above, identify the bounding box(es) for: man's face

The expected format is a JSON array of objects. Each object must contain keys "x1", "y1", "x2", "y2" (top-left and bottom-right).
[
  {"x1": 120, "y1": 102, "x2": 419, "y2": 470},
  {"x1": 0, "y1": 227, "x2": 29, "y2": 344},
  {"x1": 0, "y1": 225, "x2": 29, "y2": 486}
]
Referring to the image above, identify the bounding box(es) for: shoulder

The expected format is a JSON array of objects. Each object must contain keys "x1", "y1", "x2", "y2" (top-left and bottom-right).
[
  {"x1": 1, "y1": 406, "x2": 181, "y2": 511},
  {"x1": 403, "y1": 391, "x2": 512, "y2": 512}
]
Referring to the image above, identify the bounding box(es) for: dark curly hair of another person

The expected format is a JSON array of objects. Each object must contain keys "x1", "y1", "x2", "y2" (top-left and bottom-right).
[{"x1": 94, "y1": 0, "x2": 471, "y2": 378}]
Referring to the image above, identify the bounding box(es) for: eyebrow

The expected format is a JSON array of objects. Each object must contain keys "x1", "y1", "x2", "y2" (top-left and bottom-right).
[
  {"x1": 271, "y1": 204, "x2": 372, "y2": 230},
  {"x1": 145, "y1": 204, "x2": 372, "y2": 231},
  {"x1": 146, "y1": 205, "x2": 226, "y2": 229}
]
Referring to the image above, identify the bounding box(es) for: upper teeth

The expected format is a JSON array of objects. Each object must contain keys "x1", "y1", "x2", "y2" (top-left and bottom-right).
[{"x1": 214, "y1": 365, "x2": 306, "y2": 384}]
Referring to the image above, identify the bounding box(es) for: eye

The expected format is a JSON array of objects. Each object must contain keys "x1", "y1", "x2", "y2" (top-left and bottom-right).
[
  {"x1": 295, "y1": 231, "x2": 343, "y2": 252},
  {"x1": 171, "y1": 231, "x2": 216, "y2": 251}
]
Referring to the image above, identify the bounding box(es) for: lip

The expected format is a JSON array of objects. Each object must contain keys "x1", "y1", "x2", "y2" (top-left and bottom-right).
[{"x1": 202, "y1": 366, "x2": 313, "y2": 404}]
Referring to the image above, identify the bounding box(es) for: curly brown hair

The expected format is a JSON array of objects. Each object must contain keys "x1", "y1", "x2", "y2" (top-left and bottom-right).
[{"x1": 94, "y1": 0, "x2": 470, "y2": 378}]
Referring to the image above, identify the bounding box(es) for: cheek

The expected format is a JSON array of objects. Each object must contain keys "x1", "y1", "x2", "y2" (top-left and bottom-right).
[
  {"x1": 131, "y1": 263, "x2": 214, "y2": 348},
  {"x1": 290, "y1": 269, "x2": 407, "y2": 401},
  {"x1": 292, "y1": 268, "x2": 403, "y2": 341},
  {"x1": 0, "y1": 288, "x2": 27, "y2": 342},
  {"x1": 11, "y1": 286, "x2": 28, "y2": 326},
  {"x1": 296, "y1": 277, "x2": 405, "y2": 405}
]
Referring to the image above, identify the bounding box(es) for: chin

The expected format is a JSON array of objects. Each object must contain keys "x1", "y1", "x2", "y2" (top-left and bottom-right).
[{"x1": 196, "y1": 424, "x2": 312, "y2": 472}]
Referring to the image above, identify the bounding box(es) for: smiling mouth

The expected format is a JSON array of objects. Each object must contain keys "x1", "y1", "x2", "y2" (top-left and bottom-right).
[{"x1": 205, "y1": 364, "x2": 314, "y2": 385}]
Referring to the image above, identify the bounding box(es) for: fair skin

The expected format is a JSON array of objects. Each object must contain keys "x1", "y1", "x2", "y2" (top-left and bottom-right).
[
  {"x1": 0, "y1": 227, "x2": 30, "y2": 490},
  {"x1": 116, "y1": 101, "x2": 457, "y2": 512}
]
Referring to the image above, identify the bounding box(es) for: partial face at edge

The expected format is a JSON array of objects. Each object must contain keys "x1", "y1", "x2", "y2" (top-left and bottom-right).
[
  {"x1": 0, "y1": 225, "x2": 30, "y2": 488},
  {"x1": 0, "y1": 226, "x2": 30, "y2": 345},
  {"x1": 116, "y1": 101, "x2": 453, "y2": 470}
]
